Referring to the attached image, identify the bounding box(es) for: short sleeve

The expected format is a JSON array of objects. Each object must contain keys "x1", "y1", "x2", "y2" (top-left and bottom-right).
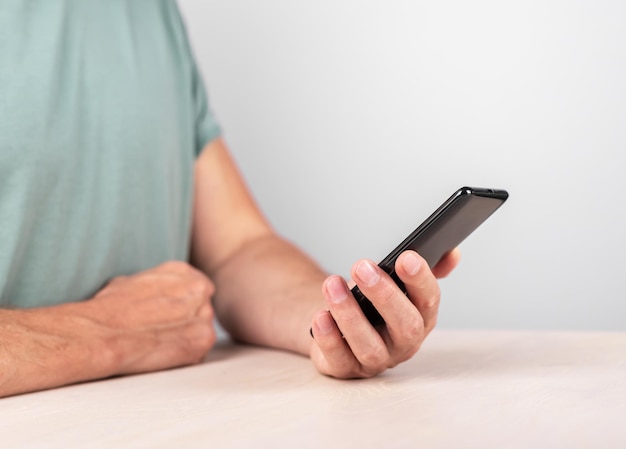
[{"x1": 191, "y1": 60, "x2": 222, "y2": 156}]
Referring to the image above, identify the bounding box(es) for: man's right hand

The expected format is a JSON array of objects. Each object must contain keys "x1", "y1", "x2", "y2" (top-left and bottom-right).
[{"x1": 0, "y1": 261, "x2": 216, "y2": 398}]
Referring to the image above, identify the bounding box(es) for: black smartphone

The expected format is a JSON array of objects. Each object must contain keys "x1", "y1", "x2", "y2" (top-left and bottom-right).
[{"x1": 355, "y1": 186, "x2": 509, "y2": 327}]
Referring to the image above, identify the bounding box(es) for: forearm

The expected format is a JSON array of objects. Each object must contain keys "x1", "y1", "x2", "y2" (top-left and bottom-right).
[
  {"x1": 209, "y1": 234, "x2": 327, "y2": 356},
  {"x1": 0, "y1": 303, "x2": 114, "y2": 398},
  {"x1": 1, "y1": 262, "x2": 218, "y2": 397}
]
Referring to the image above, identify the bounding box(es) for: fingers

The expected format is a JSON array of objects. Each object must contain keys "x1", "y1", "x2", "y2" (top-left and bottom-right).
[
  {"x1": 127, "y1": 261, "x2": 215, "y2": 323},
  {"x1": 395, "y1": 251, "x2": 440, "y2": 335},
  {"x1": 311, "y1": 251, "x2": 447, "y2": 378},
  {"x1": 89, "y1": 260, "x2": 218, "y2": 376},
  {"x1": 310, "y1": 310, "x2": 359, "y2": 378},
  {"x1": 351, "y1": 258, "x2": 428, "y2": 352},
  {"x1": 314, "y1": 276, "x2": 391, "y2": 377},
  {"x1": 156, "y1": 261, "x2": 216, "y2": 306},
  {"x1": 118, "y1": 317, "x2": 216, "y2": 375},
  {"x1": 115, "y1": 290, "x2": 216, "y2": 375}
]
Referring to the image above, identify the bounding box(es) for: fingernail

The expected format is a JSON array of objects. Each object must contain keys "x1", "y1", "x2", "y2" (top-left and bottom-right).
[
  {"x1": 402, "y1": 252, "x2": 422, "y2": 276},
  {"x1": 315, "y1": 312, "x2": 334, "y2": 335},
  {"x1": 355, "y1": 260, "x2": 380, "y2": 287},
  {"x1": 326, "y1": 276, "x2": 348, "y2": 304}
]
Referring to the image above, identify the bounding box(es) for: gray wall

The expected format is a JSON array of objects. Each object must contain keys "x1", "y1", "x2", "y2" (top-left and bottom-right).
[{"x1": 179, "y1": 0, "x2": 626, "y2": 331}]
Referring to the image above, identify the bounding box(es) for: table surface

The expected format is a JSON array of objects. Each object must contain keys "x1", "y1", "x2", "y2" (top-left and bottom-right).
[{"x1": 1, "y1": 330, "x2": 625, "y2": 449}]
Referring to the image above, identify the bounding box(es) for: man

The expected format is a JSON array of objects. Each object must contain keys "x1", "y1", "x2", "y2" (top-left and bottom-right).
[{"x1": 0, "y1": 0, "x2": 459, "y2": 397}]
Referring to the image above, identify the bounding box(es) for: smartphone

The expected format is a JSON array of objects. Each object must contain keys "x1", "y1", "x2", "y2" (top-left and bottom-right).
[{"x1": 355, "y1": 186, "x2": 509, "y2": 326}]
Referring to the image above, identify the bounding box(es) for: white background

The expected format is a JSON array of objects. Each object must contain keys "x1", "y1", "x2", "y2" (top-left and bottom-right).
[{"x1": 180, "y1": 0, "x2": 626, "y2": 331}]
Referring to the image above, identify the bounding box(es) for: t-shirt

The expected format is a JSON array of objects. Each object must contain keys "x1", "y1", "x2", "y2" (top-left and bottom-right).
[{"x1": 0, "y1": 0, "x2": 221, "y2": 308}]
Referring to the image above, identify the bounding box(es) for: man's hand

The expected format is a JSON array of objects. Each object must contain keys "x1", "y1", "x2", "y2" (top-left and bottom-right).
[
  {"x1": 86, "y1": 261, "x2": 216, "y2": 375},
  {"x1": 0, "y1": 261, "x2": 215, "y2": 397},
  {"x1": 309, "y1": 249, "x2": 460, "y2": 378},
  {"x1": 189, "y1": 138, "x2": 459, "y2": 378}
]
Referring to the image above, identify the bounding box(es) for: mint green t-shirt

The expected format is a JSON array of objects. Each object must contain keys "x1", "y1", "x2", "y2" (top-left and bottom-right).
[{"x1": 0, "y1": 1, "x2": 221, "y2": 308}]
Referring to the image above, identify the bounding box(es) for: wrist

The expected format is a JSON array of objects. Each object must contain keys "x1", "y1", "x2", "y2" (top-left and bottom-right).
[
  {"x1": 0, "y1": 302, "x2": 120, "y2": 397},
  {"x1": 60, "y1": 300, "x2": 126, "y2": 378}
]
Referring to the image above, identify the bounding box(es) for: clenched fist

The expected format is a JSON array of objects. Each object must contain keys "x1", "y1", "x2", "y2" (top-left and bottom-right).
[{"x1": 85, "y1": 261, "x2": 217, "y2": 375}]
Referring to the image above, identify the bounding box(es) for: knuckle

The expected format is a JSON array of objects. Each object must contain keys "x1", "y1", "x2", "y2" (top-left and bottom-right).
[
  {"x1": 330, "y1": 300, "x2": 361, "y2": 324},
  {"x1": 188, "y1": 275, "x2": 214, "y2": 298},
  {"x1": 402, "y1": 319, "x2": 425, "y2": 343},
  {"x1": 368, "y1": 281, "x2": 397, "y2": 308},
  {"x1": 359, "y1": 345, "x2": 387, "y2": 368},
  {"x1": 410, "y1": 272, "x2": 431, "y2": 291},
  {"x1": 423, "y1": 288, "x2": 441, "y2": 310},
  {"x1": 341, "y1": 307, "x2": 360, "y2": 323},
  {"x1": 161, "y1": 295, "x2": 190, "y2": 317}
]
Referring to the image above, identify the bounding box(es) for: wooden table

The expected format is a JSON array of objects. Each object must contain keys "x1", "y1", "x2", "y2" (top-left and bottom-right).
[{"x1": 1, "y1": 330, "x2": 625, "y2": 448}]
